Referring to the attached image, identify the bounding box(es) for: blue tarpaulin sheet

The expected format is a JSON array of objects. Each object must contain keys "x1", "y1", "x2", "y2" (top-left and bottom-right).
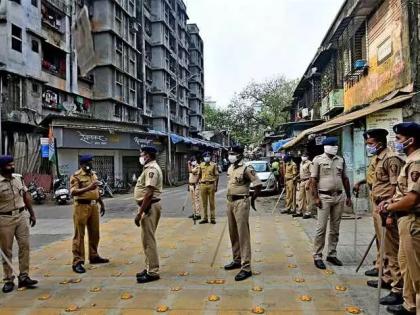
[{"x1": 272, "y1": 139, "x2": 292, "y2": 152}]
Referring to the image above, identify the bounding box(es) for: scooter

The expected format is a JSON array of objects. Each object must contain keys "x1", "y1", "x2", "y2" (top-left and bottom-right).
[
  {"x1": 28, "y1": 181, "x2": 47, "y2": 204},
  {"x1": 53, "y1": 177, "x2": 70, "y2": 205}
]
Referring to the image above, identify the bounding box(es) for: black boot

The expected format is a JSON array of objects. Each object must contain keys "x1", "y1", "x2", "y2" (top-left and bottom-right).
[
  {"x1": 314, "y1": 259, "x2": 326, "y2": 269},
  {"x1": 137, "y1": 273, "x2": 160, "y2": 283},
  {"x1": 386, "y1": 305, "x2": 416, "y2": 314},
  {"x1": 234, "y1": 270, "x2": 252, "y2": 281},
  {"x1": 2, "y1": 281, "x2": 15, "y2": 293},
  {"x1": 380, "y1": 292, "x2": 403, "y2": 305},
  {"x1": 72, "y1": 262, "x2": 86, "y2": 274},
  {"x1": 224, "y1": 261, "x2": 241, "y2": 270},
  {"x1": 364, "y1": 268, "x2": 379, "y2": 277},
  {"x1": 18, "y1": 275, "x2": 38, "y2": 289},
  {"x1": 326, "y1": 256, "x2": 343, "y2": 266}
]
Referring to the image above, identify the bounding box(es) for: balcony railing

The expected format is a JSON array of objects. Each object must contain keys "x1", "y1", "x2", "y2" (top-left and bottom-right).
[
  {"x1": 320, "y1": 89, "x2": 344, "y2": 118},
  {"x1": 43, "y1": 0, "x2": 70, "y2": 15}
]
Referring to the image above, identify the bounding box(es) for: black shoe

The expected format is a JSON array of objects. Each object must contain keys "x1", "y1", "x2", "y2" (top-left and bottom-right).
[
  {"x1": 136, "y1": 273, "x2": 160, "y2": 283},
  {"x1": 72, "y1": 262, "x2": 86, "y2": 274},
  {"x1": 210, "y1": 219, "x2": 216, "y2": 224},
  {"x1": 234, "y1": 270, "x2": 252, "y2": 281},
  {"x1": 367, "y1": 280, "x2": 392, "y2": 290},
  {"x1": 224, "y1": 261, "x2": 242, "y2": 270},
  {"x1": 386, "y1": 305, "x2": 416, "y2": 314},
  {"x1": 365, "y1": 268, "x2": 379, "y2": 277},
  {"x1": 188, "y1": 214, "x2": 194, "y2": 218},
  {"x1": 18, "y1": 276, "x2": 38, "y2": 289},
  {"x1": 2, "y1": 281, "x2": 15, "y2": 293},
  {"x1": 90, "y1": 256, "x2": 110, "y2": 264},
  {"x1": 326, "y1": 256, "x2": 343, "y2": 266},
  {"x1": 302, "y1": 214, "x2": 312, "y2": 219},
  {"x1": 136, "y1": 269, "x2": 147, "y2": 278},
  {"x1": 280, "y1": 209, "x2": 291, "y2": 214},
  {"x1": 199, "y1": 219, "x2": 209, "y2": 224},
  {"x1": 191, "y1": 215, "x2": 201, "y2": 220},
  {"x1": 380, "y1": 292, "x2": 404, "y2": 305},
  {"x1": 314, "y1": 259, "x2": 326, "y2": 269},
  {"x1": 292, "y1": 213, "x2": 303, "y2": 217}
]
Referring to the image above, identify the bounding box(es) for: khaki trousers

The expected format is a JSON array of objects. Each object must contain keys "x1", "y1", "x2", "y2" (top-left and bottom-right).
[
  {"x1": 398, "y1": 215, "x2": 420, "y2": 312},
  {"x1": 297, "y1": 180, "x2": 313, "y2": 215},
  {"x1": 72, "y1": 204, "x2": 100, "y2": 265},
  {"x1": 227, "y1": 198, "x2": 251, "y2": 272},
  {"x1": 313, "y1": 193, "x2": 344, "y2": 259},
  {"x1": 0, "y1": 212, "x2": 30, "y2": 281},
  {"x1": 141, "y1": 203, "x2": 161, "y2": 276},
  {"x1": 384, "y1": 219, "x2": 402, "y2": 293},
  {"x1": 190, "y1": 184, "x2": 201, "y2": 216},
  {"x1": 200, "y1": 183, "x2": 216, "y2": 220},
  {"x1": 285, "y1": 179, "x2": 296, "y2": 211}
]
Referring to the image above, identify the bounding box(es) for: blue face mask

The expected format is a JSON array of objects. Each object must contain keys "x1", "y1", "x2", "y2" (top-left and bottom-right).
[
  {"x1": 366, "y1": 144, "x2": 379, "y2": 155},
  {"x1": 394, "y1": 138, "x2": 413, "y2": 154}
]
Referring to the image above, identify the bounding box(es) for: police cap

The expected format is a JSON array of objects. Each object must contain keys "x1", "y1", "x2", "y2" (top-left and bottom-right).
[
  {"x1": 79, "y1": 154, "x2": 93, "y2": 164},
  {"x1": 0, "y1": 155, "x2": 14, "y2": 168},
  {"x1": 141, "y1": 146, "x2": 157, "y2": 154},
  {"x1": 363, "y1": 128, "x2": 389, "y2": 140},
  {"x1": 229, "y1": 145, "x2": 244, "y2": 154},
  {"x1": 393, "y1": 122, "x2": 420, "y2": 139},
  {"x1": 322, "y1": 137, "x2": 338, "y2": 146},
  {"x1": 202, "y1": 151, "x2": 211, "y2": 157}
]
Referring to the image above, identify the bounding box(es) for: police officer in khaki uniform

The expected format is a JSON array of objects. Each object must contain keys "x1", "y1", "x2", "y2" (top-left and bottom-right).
[
  {"x1": 224, "y1": 146, "x2": 262, "y2": 281},
  {"x1": 188, "y1": 157, "x2": 201, "y2": 220},
  {"x1": 379, "y1": 122, "x2": 420, "y2": 315},
  {"x1": 310, "y1": 137, "x2": 352, "y2": 269},
  {"x1": 293, "y1": 152, "x2": 314, "y2": 219},
  {"x1": 280, "y1": 154, "x2": 298, "y2": 214},
  {"x1": 198, "y1": 152, "x2": 219, "y2": 224},
  {"x1": 134, "y1": 146, "x2": 163, "y2": 284},
  {"x1": 70, "y1": 155, "x2": 108, "y2": 274},
  {"x1": 0, "y1": 156, "x2": 38, "y2": 293},
  {"x1": 361, "y1": 129, "x2": 404, "y2": 306}
]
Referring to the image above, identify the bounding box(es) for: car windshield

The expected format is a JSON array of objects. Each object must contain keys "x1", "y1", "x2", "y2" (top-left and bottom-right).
[{"x1": 251, "y1": 163, "x2": 270, "y2": 173}]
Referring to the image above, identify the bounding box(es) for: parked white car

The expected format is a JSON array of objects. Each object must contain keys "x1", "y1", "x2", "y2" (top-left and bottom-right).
[{"x1": 246, "y1": 160, "x2": 278, "y2": 194}]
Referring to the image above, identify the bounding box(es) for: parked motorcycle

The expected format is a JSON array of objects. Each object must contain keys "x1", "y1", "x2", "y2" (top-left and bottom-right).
[
  {"x1": 98, "y1": 176, "x2": 114, "y2": 198},
  {"x1": 53, "y1": 176, "x2": 70, "y2": 205},
  {"x1": 28, "y1": 181, "x2": 47, "y2": 204}
]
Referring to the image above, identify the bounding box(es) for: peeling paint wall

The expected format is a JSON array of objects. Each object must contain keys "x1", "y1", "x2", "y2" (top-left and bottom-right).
[{"x1": 344, "y1": 0, "x2": 413, "y2": 110}]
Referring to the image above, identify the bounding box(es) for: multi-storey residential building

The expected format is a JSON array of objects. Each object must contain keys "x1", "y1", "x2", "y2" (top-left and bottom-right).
[{"x1": 187, "y1": 23, "x2": 204, "y2": 135}]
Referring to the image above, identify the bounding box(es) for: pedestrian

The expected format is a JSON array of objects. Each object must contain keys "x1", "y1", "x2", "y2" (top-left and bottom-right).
[
  {"x1": 310, "y1": 137, "x2": 352, "y2": 269},
  {"x1": 224, "y1": 146, "x2": 262, "y2": 281},
  {"x1": 379, "y1": 122, "x2": 420, "y2": 315},
  {"x1": 271, "y1": 158, "x2": 281, "y2": 191},
  {"x1": 134, "y1": 146, "x2": 163, "y2": 284},
  {"x1": 0, "y1": 155, "x2": 38, "y2": 293},
  {"x1": 293, "y1": 152, "x2": 314, "y2": 219},
  {"x1": 70, "y1": 154, "x2": 109, "y2": 274},
  {"x1": 360, "y1": 129, "x2": 405, "y2": 305},
  {"x1": 280, "y1": 154, "x2": 297, "y2": 214},
  {"x1": 187, "y1": 156, "x2": 201, "y2": 220},
  {"x1": 198, "y1": 151, "x2": 219, "y2": 224}
]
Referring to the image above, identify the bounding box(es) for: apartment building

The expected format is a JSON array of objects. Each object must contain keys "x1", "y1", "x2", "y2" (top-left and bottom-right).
[{"x1": 187, "y1": 23, "x2": 204, "y2": 135}]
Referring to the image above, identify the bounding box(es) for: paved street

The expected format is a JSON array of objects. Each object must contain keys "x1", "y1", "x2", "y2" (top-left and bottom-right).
[{"x1": 3, "y1": 174, "x2": 383, "y2": 314}]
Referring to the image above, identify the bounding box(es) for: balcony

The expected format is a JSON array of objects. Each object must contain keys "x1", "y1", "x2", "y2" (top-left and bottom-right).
[
  {"x1": 144, "y1": 108, "x2": 153, "y2": 117},
  {"x1": 43, "y1": 0, "x2": 69, "y2": 15},
  {"x1": 320, "y1": 89, "x2": 344, "y2": 118}
]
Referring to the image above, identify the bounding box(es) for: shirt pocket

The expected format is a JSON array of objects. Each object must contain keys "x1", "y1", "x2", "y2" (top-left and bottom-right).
[
  {"x1": 375, "y1": 166, "x2": 389, "y2": 182},
  {"x1": 321, "y1": 163, "x2": 331, "y2": 176},
  {"x1": 0, "y1": 187, "x2": 12, "y2": 200},
  {"x1": 235, "y1": 173, "x2": 244, "y2": 184}
]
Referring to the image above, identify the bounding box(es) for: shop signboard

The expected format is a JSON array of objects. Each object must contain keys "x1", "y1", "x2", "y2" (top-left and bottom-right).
[
  {"x1": 40, "y1": 138, "x2": 49, "y2": 158},
  {"x1": 366, "y1": 108, "x2": 402, "y2": 148}
]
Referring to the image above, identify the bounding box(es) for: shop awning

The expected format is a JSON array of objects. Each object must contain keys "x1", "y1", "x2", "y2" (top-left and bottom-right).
[
  {"x1": 170, "y1": 133, "x2": 221, "y2": 149},
  {"x1": 283, "y1": 93, "x2": 416, "y2": 149},
  {"x1": 272, "y1": 138, "x2": 293, "y2": 152}
]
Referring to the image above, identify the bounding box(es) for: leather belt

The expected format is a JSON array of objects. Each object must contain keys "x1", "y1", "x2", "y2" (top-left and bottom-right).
[
  {"x1": 201, "y1": 181, "x2": 215, "y2": 184},
  {"x1": 227, "y1": 195, "x2": 249, "y2": 202},
  {"x1": 319, "y1": 190, "x2": 343, "y2": 196},
  {"x1": 0, "y1": 207, "x2": 25, "y2": 216},
  {"x1": 76, "y1": 199, "x2": 97, "y2": 205},
  {"x1": 396, "y1": 211, "x2": 420, "y2": 219}
]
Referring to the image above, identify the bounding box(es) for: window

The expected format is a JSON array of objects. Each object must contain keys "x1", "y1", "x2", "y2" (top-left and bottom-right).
[
  {"x1": 114, "y1": 104, "x2": 122, "y2": 117},
  {"x1": 31, "y1": 40, "x2": 39, "y2": 53},
  {"x1": 31, "y1": 0, "x2": 38, "y2": 7},
  {"x1": 32, "y1": 83, "x2": 39, "y2": 93},
  {"x1": 42, "y1": 43, "x2": 66, "y2": 78},
  {"x1": 115, "y1": 6, "x2": 122, "y2": 20},
  {"x1": 11, "y1": 24, "x2": 22, "y2": 52},
  {"x1": 128, "y1": 108, "x2": 137, "y2": 121}
]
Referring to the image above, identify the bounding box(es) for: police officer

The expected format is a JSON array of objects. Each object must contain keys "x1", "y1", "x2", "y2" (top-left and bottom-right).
[
  {"x1": 360, "y1": 129, "x2": 404, "y2": 305},
  {"x1": 280, "y1": 154, "x2": 298, "y2": 214},
  {"x1": 188, "y1": 156, "x2": 201, "y2": 220},
  {"x1": 0, "y1": 155, "x2": 38, "y2": 293},
  {"x1": 379, "y1": 122, "x2": 420, "y2": 315},
  {"x1": 310, "y1": 137, "x2": 352, "y2": 269},
  {"x1": 293, "y1": 152, "x2": 314, "y2": 219},
  {"x1": 224, "y1": 146, "x2": 262, "y2": 281},
  {"x1": 134, "y1": 146, "x2": 163, "y2": 284},
  {"x1": 198, "y1": 152, "x2": 219, "y2": 224},
  {"x1": 70, "y1": 155, "x2": 108, "y2": 274}
]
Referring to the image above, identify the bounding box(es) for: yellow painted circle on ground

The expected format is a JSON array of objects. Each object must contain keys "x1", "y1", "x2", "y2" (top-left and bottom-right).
[
  {"x1": 252, "y1": 286, "x2": 263, "y2": 292},
  {"x1": 90, "y1": 287, "x2": 101, "y2": 292},
  {"x1": 208, "y1": 295, "x2": 220, "y2": 301},
  {"x1": 112, "y1": 272, "x2": 122, "y2": 277},
  {"x1": 17, "y1": 287, "x2": 26, "y2": 291},
  {"x1": 325, "y1": 269, "x2": 335, "y2": 275},
  {"x1": 120, "y1": 292, "x2": 133, "y2": 300},
  {"x1": 335, "y1": 285, "x2": 347, "y2": 292},
  {"x1": 59, "y1": 280, "x2": 69, "y2": 284},
  {"x1": 38, "y1": 294, "x2": 51, "y2": 300},
  {"x1": 170, "y1": 287, "x2": 182, "y2": 291},
  {"x1": 345, "y1": 306, "x2": 362, "y2": 314},
  {"x1": 65, "y1": 304, "x2": 79, "y2": 312},
  {"x1": 253, "y1": 271, "x2": 261, "y2": 275},
  {"x1": 299, "y1": 295, "x2": 312, "y2": 302},
  {"x1": 294, "y1": 277, "x2": 305, "y2": 283},
  {"x1": 288, "y1": 264, "x2": 297, "y2": 268},
  {"x1": 252, "y1": 306, "x2": 265, "y2": 314},
  {"x1": 178, "y1": 271, "x2": 189, "y2": 276},
  {"x1": 156, "y1": 305, "x2": 169, "y2": 312},
  {"x1": 69, "y1": 278, "x2": 81, "y2": 283}
]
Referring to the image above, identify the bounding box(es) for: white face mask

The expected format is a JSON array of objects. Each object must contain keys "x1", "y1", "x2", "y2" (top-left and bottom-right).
[
  {"x1": 139, "y1": 157, "x2": 146, "y2": 165},
  {"x1": 204, "y1": 157, "x2": 211, "y2": 163},
  {"x1": 191, "y1": 161, "x2": 197, "y2": 166},
  {"x1": 301, "y1": 156, "x2": 308, "y2": 162},
  {"x1": 324, "y1": 145, "x2": 338, "y2": 156},
  {"x1": 228, "y1": 154, "x2": 238, "y2": 164}
]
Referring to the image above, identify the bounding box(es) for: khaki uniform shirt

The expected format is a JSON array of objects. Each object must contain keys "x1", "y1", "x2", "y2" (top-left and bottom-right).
[
  {"x1": 199, "y1": 162, "x2": 219, "y2": 182},
  {"x1": 311, "y1": 153, "x2": 345, "y2": 192},
  {"x1": 372, "y1": 147, "x2": 404, "y2": 203},
  {"x1": 366, "y1": 156, "x2": 378, "y2": 189},
  {"x1": 134, "y1": 160, "x2": 163, "y2": 202},
  {"x1": 227, "y1": 161, "x2": 262, "y2": 196},
  {"x1": 299, "y1": 160, "x2": 312, "y2": 180},
  {"x1": 189, "y1": 165, "x2": 200, "y2": 185},
  {"x1": 70, "y1": 169, "x2": 100, "y2": 201},
  {"x1": 393, "y1": 149, "x2": 420, "y2": 213},
  {"x1": 285, "y1": 161, "x2": 298, "y2": 180},
  {"x1": 0, "y1": 174, "x2": 27, "y2": 213}
]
